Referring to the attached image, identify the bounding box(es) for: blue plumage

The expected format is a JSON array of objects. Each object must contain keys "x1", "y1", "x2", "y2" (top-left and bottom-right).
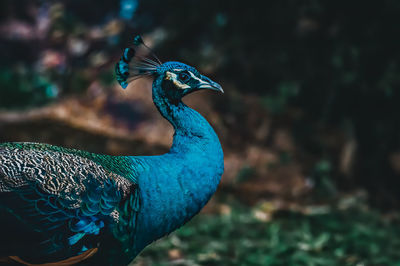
[
  {"x1": 0, "y1": 36, "x2": 224, "y2": 265},
  {"x1": 115, "y1": 48, "x2": 135, "y2": 89}
]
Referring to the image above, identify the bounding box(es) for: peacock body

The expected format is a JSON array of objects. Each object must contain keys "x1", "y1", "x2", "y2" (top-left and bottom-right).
[{"x1": 0, "y1": 36, "x2": 224, "y2": 265}]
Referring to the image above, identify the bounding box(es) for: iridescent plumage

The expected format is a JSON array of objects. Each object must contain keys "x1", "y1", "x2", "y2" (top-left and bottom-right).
[
  {"x1": 0, "y1": 143, "x2": 139, "y2": 264},
  {"x1": 0, "y1": 36, "x2": 224, "y2": 265},
  {"x1": 115, "y1": 35, "x2": 161, "y2": 89}
]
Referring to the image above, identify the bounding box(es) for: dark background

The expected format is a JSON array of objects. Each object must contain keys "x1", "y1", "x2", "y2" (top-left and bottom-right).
[{"x1": 1, "y1": 1, "x2": 400, "y2": 265}]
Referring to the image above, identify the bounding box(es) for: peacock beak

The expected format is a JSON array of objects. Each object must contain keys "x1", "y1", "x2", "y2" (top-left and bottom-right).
[{"x1": 197, "y1": 75, "x2": 224, "y2": 93}]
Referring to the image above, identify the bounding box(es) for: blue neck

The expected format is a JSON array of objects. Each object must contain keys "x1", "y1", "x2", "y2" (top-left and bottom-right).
[{"x1": 130, "y1": 84, "x2": 224, "y2": 255}]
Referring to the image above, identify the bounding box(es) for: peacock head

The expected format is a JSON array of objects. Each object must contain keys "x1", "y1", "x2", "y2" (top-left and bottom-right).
[
  {"x1": 154, "y1": 61, "x2": 223, "y2": 102},
  {"x1": 115, "y1": 36, "x2": 223, "y2": 103}
]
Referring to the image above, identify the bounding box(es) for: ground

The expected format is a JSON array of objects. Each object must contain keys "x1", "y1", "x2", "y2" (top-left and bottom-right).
[{"x1": 132, "y1": 195, "x2": 400, "y2": 266}]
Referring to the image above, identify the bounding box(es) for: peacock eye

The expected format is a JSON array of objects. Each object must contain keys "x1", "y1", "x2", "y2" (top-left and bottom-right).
[{"x1": 178, "y1": 72, "x2": 190, "y2": 83}]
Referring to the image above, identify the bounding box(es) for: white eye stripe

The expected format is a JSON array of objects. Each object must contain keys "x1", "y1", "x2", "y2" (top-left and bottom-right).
[
  {"x1": 174, "y1": 80, "x2": 191, "y2": 89},
  {"x1": 189, "y1": 72, "x2": 208, "y2": 85},
  {"x1": 165, "y1": 70, "x2": 209, "y2": 90},
  {"x1": 188, "y1": 72, "x2": 198, "y2": 79},
  {"x1": 165, "y1": 71, "x2": 191, "y2": 89},
  {"x1": 165, "y1": 71, "x2": 178, "y2": 80},
  {"x1": 171, "y1": 69, "x2": 206, "y2": 83}
]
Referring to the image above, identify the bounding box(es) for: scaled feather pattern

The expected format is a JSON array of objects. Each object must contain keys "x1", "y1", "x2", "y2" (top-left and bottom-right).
[{"x1": 0, "y1": 36, "x2": 224, "y2": 265}]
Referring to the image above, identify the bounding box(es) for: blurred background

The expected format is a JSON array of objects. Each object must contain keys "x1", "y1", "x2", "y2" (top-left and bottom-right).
[{"x1": 1, "y1": 0, "x2": 400, "y2": 265}]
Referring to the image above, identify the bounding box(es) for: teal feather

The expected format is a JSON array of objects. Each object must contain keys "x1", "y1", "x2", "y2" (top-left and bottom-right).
[
  {"x1": 0, "y1": 36, "x2": 224, "y2": 265},
  {"x1": 69, "y1": 233, "x2": 85, "y2": 245}
]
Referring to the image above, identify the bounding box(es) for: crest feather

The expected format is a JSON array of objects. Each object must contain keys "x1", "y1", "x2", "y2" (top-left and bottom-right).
[{"x1": 115, "y1": 35, "x2": 161, "y2": 89}]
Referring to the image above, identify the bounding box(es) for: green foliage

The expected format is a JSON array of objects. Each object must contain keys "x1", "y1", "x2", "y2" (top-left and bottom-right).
[{"x1": 135, "y1": 200, "x2": 400, "y2": 266}]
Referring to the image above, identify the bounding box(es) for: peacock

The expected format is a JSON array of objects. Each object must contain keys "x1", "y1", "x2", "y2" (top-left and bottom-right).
[{"x1": 0, "y1": 36, "x2": 224, "y2": 265}]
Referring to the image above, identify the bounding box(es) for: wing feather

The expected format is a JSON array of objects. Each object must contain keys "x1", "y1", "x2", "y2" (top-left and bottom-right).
[{"x1": 0, "y1": 143, "x2": 139, "y2": 263}]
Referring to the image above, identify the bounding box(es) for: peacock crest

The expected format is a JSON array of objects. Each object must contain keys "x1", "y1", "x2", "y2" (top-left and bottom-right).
[
  {"x1": 115, "y1": 35, "x2": 161, "y2": 89},
  {"x1": 0, "y1": 35, "x2": 224, "y2": 265}
]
